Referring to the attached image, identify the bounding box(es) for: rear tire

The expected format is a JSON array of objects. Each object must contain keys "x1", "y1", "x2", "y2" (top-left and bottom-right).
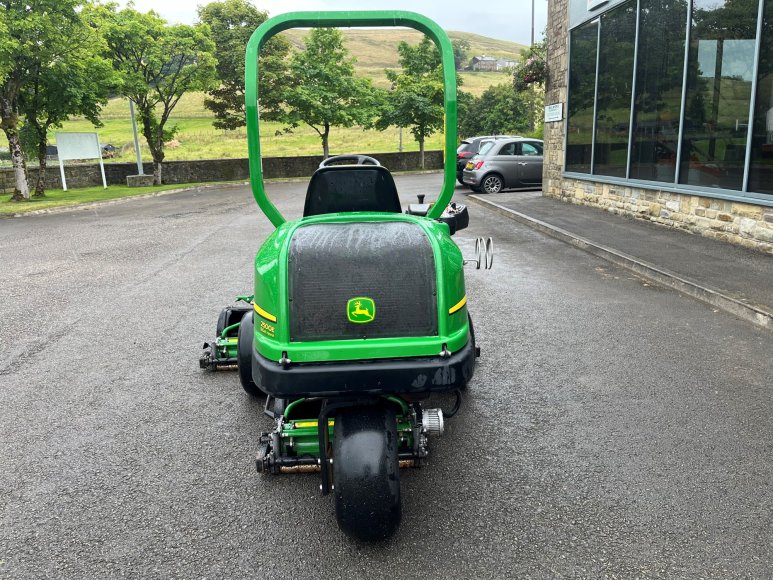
[
  {"x1": 482, "y1": 174, "x2": 504, "y2": 194},
  {"x1": 237, "y1": 311, "x2": 263, "y2": 397},
  {"x1": 333, "y1": 405, "x2": 401, "y2": 541}
]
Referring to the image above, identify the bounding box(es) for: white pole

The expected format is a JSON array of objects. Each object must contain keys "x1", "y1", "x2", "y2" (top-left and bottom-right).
[
  {"x1": 59, "y1": 159, "x2": 67, "y2": 191},
  {"x1": 129, "y1": 99, "x2": 144, "y2": 175},
  {"x1": 98, "y1": 158, "x2": 107, "y2": 189}
]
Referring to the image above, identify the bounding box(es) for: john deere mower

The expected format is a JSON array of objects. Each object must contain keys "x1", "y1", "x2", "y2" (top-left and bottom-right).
[{"x1": 200, "y1": 11, "x2": 492, "y2": 541}]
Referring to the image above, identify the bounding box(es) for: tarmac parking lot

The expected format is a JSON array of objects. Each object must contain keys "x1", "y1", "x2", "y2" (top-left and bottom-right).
[{"x1": 1, "y1": 174, "x2": 771, "y2": 578}]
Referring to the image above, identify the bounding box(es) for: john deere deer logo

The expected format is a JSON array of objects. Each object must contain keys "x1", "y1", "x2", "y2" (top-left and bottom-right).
[{"x1": 347, "y1": 297, "x2": 375, "y2": 323}]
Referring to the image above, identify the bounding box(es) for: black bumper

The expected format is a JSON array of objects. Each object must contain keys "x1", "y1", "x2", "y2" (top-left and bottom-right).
[{"x1": 252, "y1": 339, "x2": 476, "y2": 398}]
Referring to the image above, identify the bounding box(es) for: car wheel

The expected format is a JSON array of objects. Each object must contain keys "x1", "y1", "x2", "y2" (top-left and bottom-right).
[
  {"x1": 482, "y1": 174, "x2": 504, "y2": 194},
  {"x1": 470, "y1": 185, "x2": 481, "y2": 192}
]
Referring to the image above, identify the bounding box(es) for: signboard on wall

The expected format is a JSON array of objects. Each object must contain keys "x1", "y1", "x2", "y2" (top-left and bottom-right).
[
  {"x1": 55, "y1": 132, "x2": 107, "y2": 190},
  {"x1": 544, "y1": 103, "x2": 564, "y2": 122}
]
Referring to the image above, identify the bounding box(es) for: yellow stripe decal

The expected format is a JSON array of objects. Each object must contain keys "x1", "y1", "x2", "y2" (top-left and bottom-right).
[
  {"x1": 253, "y1": 303, "x2": 277, "y2": 323},
  {"x1": 448, "y1": 295, "x2": 467, "y2": 315}
]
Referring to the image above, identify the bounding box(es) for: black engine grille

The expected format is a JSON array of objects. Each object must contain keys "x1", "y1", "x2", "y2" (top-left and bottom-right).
[{"x1": 288, "y1": 222, "x2": 438, "y2": 342}]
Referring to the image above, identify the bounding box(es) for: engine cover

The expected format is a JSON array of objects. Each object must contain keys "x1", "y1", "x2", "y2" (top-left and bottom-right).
[{"x1": 287, "y1": 222, "x2": 438, "y2": 343}]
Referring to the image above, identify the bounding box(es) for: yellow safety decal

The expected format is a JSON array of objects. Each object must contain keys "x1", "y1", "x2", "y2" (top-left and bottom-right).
[
  {"x1": 448, "y1": 295, "x2": 467, "y2": 315},
  {"x1": 253, "y1": 303, "x2": 277, "y2": 323},
  {"x1": 294, "y1": 420, "x2": 335, "y2": 429}
]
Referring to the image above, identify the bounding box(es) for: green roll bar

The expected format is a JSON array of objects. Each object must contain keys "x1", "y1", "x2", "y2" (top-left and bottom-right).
[{"x1": 245, "y1": 11, "x2": 458, "y2": 228}]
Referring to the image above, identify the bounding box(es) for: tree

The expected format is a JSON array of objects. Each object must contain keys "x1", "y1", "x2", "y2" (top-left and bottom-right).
[
  {"x1": 88, "y1": 6, "x2": 217, "y2": 184},
  {"x1": 19, "y1": 26, "x2": 115, "y2": 195},
  {"x1": 0, "y1": 0, "x2": 87, "y2": 201},
  {"x1": 283, "y1": 28, "x2": 378, "y2": 158},
  {"x1": 377, "y1": 36, "x2": 447, "y2": 168},
  {"x1": 452, "y1": 38, "x2": 471, "y2": 71},
  {"x1": 514, "y1": 37, "x2": 547, "y2": 134},
  {"x1": 469, "y1": 84, "x2": 530, "y2": 136},
  {"x1": 198, "y1": 0, "x2": 289, "y2": 130}
]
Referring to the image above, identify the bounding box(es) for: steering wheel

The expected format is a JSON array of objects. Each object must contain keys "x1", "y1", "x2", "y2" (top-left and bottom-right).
[{"x1": 319, "y1": 154, "x2": 381, "y2": 168}]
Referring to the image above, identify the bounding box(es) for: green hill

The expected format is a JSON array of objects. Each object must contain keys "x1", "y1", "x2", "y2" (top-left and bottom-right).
[{"x1": 282, "y1": 28, "x2": 526, "y2": 87}]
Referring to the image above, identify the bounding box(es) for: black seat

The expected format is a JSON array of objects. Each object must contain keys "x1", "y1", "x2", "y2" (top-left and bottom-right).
[{"x1": 303, "y1": 165, "x2": 402, "y2": 217}]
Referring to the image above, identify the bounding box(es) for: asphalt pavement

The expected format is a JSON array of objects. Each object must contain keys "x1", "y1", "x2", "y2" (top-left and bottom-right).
[{"x1": 1, "y1": 174, "x2": 771, "y2": 578}]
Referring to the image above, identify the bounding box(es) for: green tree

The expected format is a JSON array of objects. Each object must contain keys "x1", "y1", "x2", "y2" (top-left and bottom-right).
[
  {"x1": 514, "y1": 37, "x2": 547, "y2": 133},
  {"x1": 452, "y1": 38, "x2": 471, "y2": 71},
  {"x1": 0, "y1": 0, "x2": 88, "y2": 201},
  {"x1": 198, "y1": 0, "x2": 289, "y2": 130},
  {"x1": 88, "y1": 5, "x2": 217, "y2": 184},
  {"x1": 476, "y1": 84, "x2": 530, "y2": 135},
  {"x1": 19, "y1": 25, "x2": 115, "y2": 195},
  {"x1": 283, "y1": 28, "x2": 378, "y2": 158},
  {"x1": 377, "y1": 36, "x2": 448, "y2": 168}
]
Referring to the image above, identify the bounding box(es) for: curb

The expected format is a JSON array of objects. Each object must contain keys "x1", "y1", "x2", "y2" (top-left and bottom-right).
[
  {"x1": 2, "y1": 170, "x2": 444, "y2": 219},
  {"x1": 468, "y1": 194, "x2": 772, "y2": 331},
  {"x1": 1, "y1": 181, "x2": 248, "y2": 218}
]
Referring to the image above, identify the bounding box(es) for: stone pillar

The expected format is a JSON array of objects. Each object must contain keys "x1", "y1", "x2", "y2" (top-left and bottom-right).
[{"x1": 543, "y1": 0, "x2": 569, "y2": 199}]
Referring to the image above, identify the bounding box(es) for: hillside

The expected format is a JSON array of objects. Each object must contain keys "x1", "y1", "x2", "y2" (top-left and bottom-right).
[{"x1": 282, "y1": 28, "x2": 525, "y2": 88}]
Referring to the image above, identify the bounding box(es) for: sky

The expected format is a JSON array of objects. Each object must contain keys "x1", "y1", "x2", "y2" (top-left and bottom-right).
[{"x1": 119, "y1": 0, "x2": 547, "y2": 45}]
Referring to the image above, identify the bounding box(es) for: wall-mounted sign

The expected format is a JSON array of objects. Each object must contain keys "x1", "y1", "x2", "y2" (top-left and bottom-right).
[
  {"x1": 587, "y1": 0, "x2": 609, "y2": 9},
  {"x1": 544, "y1": 103, "x2": 563, "y2": 123}
]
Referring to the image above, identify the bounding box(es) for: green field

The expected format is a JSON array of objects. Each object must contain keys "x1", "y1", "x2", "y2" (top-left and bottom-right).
[
  {"x1": 40, "y1": 29, "x2": 524, "y2": 165},
  {"x1": 59, "y1": 92, "x2": 448, "y2": 163}
]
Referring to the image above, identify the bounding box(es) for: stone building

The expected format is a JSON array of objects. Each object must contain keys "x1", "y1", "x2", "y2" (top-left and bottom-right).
[
  {"x1": 544, "y1": 0, "x2": 773, "y2": 254},
  {"x1": 471, "y1": 55, "x2": 497, "y2": 71}
]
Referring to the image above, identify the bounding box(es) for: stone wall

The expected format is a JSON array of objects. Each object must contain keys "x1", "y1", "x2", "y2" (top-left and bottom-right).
[
  {"x1": 544, "y1": 0, "x2": 772, "y2": 254},
  {"x1": 0, "y1": 150, "x2": 444, "y2": 194},
  {"x1": 554, "y1": 179, "x2": 773, "y2": 254}
]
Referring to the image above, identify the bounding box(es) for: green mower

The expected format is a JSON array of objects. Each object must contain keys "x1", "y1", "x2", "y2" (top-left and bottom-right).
[{"x1": 200, "y1": 11, "x2": 493, "y2": 542}]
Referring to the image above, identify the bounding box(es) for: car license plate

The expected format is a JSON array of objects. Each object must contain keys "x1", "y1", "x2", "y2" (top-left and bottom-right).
[{"x1": 465, "y1": 161, "x2": 474, "y2": 169}]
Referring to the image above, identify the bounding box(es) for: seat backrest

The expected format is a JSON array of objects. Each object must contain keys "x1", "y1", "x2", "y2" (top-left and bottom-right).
[{"x1": 303, "y1": 165, "x2": 402, "y2": 217}]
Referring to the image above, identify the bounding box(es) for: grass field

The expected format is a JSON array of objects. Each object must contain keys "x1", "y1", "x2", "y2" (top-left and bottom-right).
[{"x1": 27, "y1": 29, "x2": 524, "y2": 166}]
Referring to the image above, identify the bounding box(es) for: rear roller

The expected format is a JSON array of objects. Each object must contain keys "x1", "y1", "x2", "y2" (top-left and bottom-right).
[{"x1": 333, "y1": 405, "x2": 401, "y2": 541}]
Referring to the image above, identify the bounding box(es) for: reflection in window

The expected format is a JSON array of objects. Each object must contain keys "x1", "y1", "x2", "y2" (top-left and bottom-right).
[
  {"x1": 679, "y1": 0, "x2": 757, "y2": 189},
  {"x1": 594, "y1": 0, "x2": 637, "y2": 177},
  {"x1": 566, "y1": 21, "x2": 599, "y2": 173},
  {"x1": 749, "y1": 0, "x2": 773, "y2": 195},
  {"x1": 522, "y1": 142, "x2": 542, "y2": 155},
  {"x1": 629, "y1": 0, "x2": 687, "y2": 182}
]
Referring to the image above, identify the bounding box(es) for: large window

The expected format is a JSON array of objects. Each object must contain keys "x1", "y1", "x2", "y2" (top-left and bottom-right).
[
  {"x1": 748, "y1": 0, "x2": 773, "y2": 195},
  {"x1": 629, "y1": 0, "x2": 687, "y2": 183},
  {"x1": 566, "y1": 0, "x2": 773, "y2": 201},
  {"x1": 566, "y1": 21, "x2": 599, "y2": 173},
  {"x1": 594, "y1": 1, "x2": 637, "y2": 177},
  {"x1": 678, "y1": 0, "x2": 758, "y2": 190}
]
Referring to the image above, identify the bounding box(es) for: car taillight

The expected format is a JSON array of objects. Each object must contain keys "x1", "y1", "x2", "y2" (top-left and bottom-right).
[
  {"x1": 457, "y1": 151, "x2": 472, "y2": 159},
  {"x1": 474, "y1": 161, "x2": 484, "y2": 170}
]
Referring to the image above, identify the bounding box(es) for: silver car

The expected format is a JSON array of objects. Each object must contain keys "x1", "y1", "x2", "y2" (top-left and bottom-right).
[{"x1": 462, "y1": 138, "x2": 544, "y2": 194}]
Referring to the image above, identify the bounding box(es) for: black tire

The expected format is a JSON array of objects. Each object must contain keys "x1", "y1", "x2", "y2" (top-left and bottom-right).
[
  {"x1": 461, "y1": 314, "x2": 477, "y2": 390},
  {"x1": 470, "y1": 185, "x2": 481, "y2": 192},
  {"x1": 237, "y1": 311, "x2": 263, "y2": 397},
  {"x1": 216, "y1": 308, "x2": 229, "y2": 336},
  {"x1": 481, "y1": 173, "x2": 504, "y2": 194},
  {"x1": 333, "y1": 405, "x2": 401, "y2": 541}
]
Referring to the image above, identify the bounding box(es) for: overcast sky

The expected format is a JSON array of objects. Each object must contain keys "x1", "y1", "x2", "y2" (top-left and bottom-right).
[{"x1": 119, "y1": 0, "x2": 547, "y2": 45}]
